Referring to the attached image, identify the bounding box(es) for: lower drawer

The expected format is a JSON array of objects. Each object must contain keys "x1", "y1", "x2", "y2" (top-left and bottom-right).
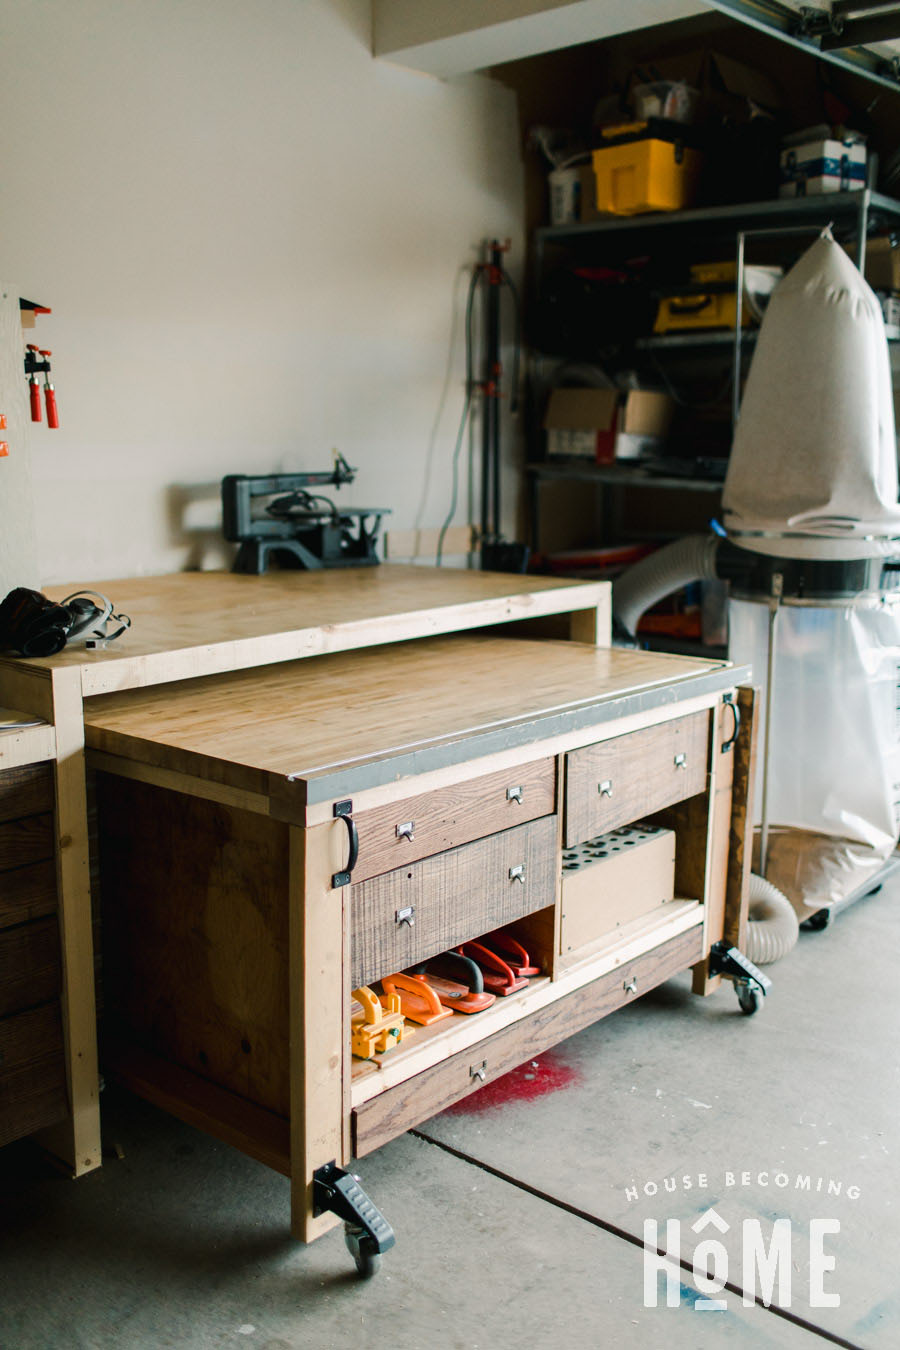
[
  {"x1": 350, "y1": 815, "x2": 557, "y2": 989},
  {"x1": 352, "y1": 923, "x2": 704, "y2": 1157},
  {"x1": 0, "y1": 1002, "x2": 68, "y2": 1147},
  {"x1": 0, "y1": 917, "x2": 61, "y2": 1018}
]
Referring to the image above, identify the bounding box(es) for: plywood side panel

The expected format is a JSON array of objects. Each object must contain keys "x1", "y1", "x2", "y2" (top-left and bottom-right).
[{"x1": 97, "y1": 775, "x2": 292, "y2": 1116}]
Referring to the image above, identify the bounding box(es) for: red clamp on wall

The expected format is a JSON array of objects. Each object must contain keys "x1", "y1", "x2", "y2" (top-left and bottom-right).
[
  {"x1": 23, "y1": 345, "x2": 59, "y2": 428},
  {"x1": 39, "y1": 351, "x2": 59, "y2": 428}
]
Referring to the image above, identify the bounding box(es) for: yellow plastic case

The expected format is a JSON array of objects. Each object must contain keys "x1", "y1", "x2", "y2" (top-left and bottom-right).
[
  {"x1": 592, "y1": 121, "x2": 702, "y2": 216},
  {"x1": 654, "y1": 260, "x2": 749, "y2": 333}
]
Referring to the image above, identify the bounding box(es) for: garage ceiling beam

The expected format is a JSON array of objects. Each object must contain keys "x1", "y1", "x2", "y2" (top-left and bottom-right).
[{"x1": 372, "y1": 0, "x2": 706, "y2": 77}]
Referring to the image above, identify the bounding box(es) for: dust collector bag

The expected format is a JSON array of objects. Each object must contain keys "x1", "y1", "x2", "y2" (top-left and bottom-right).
[{"x1": 723, "y1": 231, "x2": 900, "y2": 559}]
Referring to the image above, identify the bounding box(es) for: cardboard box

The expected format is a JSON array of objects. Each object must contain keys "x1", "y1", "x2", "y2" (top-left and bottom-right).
[
  {"x1": 779, "y1": 135, "x2": 866, "y2": 197},
  {"x1": 844, "y1": 235, "x2": 900, "y2": 292},
  {"x1": 543, "y1": 388, "x2": 674, "y2": 463}
]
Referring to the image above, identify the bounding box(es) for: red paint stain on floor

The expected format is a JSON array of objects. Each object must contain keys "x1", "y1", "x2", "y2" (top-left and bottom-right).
[{"x1": 443, "y1": 1051, "x2": 582, "y2": 1116}]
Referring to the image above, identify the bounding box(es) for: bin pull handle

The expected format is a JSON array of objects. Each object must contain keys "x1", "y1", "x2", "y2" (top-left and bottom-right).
[
  {"x1": 332, "y1": 799, "x2": 359, "y2": 888},
  {"x1": 721, "y1": 693, "x2": 741, "y2": 753}
]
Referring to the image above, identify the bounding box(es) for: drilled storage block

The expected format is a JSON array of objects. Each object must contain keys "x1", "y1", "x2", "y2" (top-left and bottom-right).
[{"x1": 560, "y1": 822, "x2": 676, "y2": 953}]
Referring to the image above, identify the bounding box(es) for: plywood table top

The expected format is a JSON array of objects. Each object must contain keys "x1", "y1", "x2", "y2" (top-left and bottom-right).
[
  {"x1": 18, "y1": 566, "x2": 610, "y2": 696},
  {"x1": 84, "y1": 633, "x2": 742, "y2": 802}
]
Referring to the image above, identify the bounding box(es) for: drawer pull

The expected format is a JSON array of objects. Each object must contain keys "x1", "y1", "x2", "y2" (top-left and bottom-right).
[
  {"x1": 721, "y1": 693, "x2": 741, "y2": 753},
  {"x1": 598, "y1": 779, "x2": 613, "y2": 797},
  {"x1": 623, "y1": 977, "x2": 638, "y2": 995},
  {"x1": 506, "y1": 785, "x2": 523, "y2": 805},
  {"x1": 395, "y1": 906, "x2": 416, "y2": 928},
  {"x1": 332, "y1": 799, "x2": 359, "y2": 888},
  {"x1": 674, "y1": 753, "x2": 687, "y2": 770},
  {"x1": 509, "y1": 863, "x2": 526, "y2": 884},
  {"x1": 395, "y1": 821, "x2": 415, "y2": 842},
  {"x1": 470, "y1": 1061, "x2": 487, "y2": 1083}
]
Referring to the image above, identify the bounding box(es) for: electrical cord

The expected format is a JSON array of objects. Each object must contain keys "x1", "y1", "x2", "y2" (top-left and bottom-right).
[
  {"x1": 436, "y1": 255, "x2": 522, "y2": 564},
  {"x1": 436, "y1": 261, "x2": 480, "y2": 565}
]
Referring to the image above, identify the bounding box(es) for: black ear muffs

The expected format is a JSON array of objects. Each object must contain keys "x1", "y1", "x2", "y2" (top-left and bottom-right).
[
  {"x1": 59, "y1": 591, "x2": 131, "y2": 647},
  {"x1": 0, "y1": 586, "x2": 131, "y2": 657}
]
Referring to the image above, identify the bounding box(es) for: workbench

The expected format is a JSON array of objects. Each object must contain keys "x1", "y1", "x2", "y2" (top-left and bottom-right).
[{"x1": 0, "y1": 566, "x2": 757, "y2": 1273}]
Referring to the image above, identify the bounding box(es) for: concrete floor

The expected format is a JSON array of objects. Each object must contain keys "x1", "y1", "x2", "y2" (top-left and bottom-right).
[{"x1": 2, "y1": 881, "x2": 898, "y2": 1350}]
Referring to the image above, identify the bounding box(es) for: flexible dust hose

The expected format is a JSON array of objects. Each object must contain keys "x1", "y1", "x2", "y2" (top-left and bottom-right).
[
  {"x1": 745, "y1": 872, "x2": 799, "y2": 966},
  {"x1": 612, "y1": 534, "x2": 721, "y2": 639}
]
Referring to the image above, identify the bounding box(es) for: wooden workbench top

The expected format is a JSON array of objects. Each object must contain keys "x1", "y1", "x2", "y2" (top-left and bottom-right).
[
  {"x1": 21, "y1": 566, "x2": 609, "y2": 697},
  {"x1": 84, "y1": 634, "x2": 741, "y2": 803}
]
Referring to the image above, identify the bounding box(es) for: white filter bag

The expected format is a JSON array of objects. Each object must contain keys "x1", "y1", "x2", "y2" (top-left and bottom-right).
[
  {"x1": 723, "y1": 231, "x2": 900, "y2": 559},
  {"x1": 729, "y1": 595, "x2": 900, "y2": 855}
]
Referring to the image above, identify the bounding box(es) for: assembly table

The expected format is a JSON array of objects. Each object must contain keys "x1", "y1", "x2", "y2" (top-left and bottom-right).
[{"x1": 0, "y1": 565, "x2": 757, "y2": 1273}]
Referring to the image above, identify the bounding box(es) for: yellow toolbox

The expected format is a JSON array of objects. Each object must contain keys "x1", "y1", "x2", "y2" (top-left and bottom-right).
[
  {"x1": 653, "y1": 261, "x2": 780, "y2": 333},
  {"x1": 592, "y1": 119, "x2": 702, "y2": 216}
]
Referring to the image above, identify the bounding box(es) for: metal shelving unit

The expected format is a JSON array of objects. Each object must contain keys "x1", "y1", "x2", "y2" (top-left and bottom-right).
[
  {"x1": 534, "y1": 187, "x2": 900, "y2": 262},
  {"x1": 528, "y1": 187, "x2": 900, "y2": 556}
]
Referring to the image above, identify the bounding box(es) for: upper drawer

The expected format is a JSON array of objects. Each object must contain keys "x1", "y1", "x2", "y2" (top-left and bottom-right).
[
  {"x1": 565, "y1": 711, "x2": 709, "y2": 846},
  {"x1": 352, "y1": 757, "x2": 556, "y2": 884},
  {"x1": 351, "y1": 814, "x2": 557, "y2": 989}
]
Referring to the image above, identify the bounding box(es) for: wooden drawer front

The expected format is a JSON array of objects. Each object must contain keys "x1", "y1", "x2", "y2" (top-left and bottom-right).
[
  {"x1": 0, "y1": 763, "x2": 54, "y2": 825},
  {"x1": 353, "y1": 758, "x2": 556, "y2": 884},
  {"x1": 0, "y1": 1002, "x2": 68, "y2": 1148},
  {"x1": 352, "y1": 923, "x2": 704, "y2": 1157},
  {"x1": 351, "y1": 815, "x2": 557, "y2": 989},
  {"x1": 565, "y1": 711, "x2": 709, "y2": 847},
  {"x1": 0, "y1": 813, "x2": 54, "y2": 873},
  {"x1": 0, "y1": 859, "x2": 58, "y2": 931},
  {"x1": 0, "y1": 917, "x2": 61, "y2": 1017}
]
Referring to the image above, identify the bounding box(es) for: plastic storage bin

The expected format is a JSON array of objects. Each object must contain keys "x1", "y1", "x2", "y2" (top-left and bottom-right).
[{"x1": 592, "y1": 119, "x2": 702, "y2": 216}]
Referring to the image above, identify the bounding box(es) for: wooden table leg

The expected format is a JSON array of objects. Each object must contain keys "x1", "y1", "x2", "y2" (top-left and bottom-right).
[
  {"x1": 36, "y1": 667, "x2": 101, "y2": 1175},
  {"x1": 289, "y1": 819, "x2": 348, "y2": 1243}
]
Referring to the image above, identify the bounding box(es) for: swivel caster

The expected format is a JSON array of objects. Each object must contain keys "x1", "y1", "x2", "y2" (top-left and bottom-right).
[
  {"x1": 344, "y1": 1223, "x2": 381, "y2": 1279},
  {"x1": 313, "y1": 1161, "x2": 395, "y2": 1280},
  {"x1": 708, "y1": 941, "x2": 771, "y2": 1016},
  {"x1": 735, "y1": 979, "x2": 763, "y2": 1016},
  {"x1": 802, "y1": 907, "x2": 832, "y2": 932}
]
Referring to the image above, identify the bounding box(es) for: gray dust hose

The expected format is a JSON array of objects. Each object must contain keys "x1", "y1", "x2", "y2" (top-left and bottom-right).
[
  {"x1": 745, "y1": 872, "x2": 799, "y2": 965},
  {"x1": 612, "y1": 534, "x2": 720, "y2": 638}
]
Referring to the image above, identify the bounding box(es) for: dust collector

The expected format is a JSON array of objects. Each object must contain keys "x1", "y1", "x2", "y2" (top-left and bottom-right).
[{"x1": 613, "y1": 231, "x2": 900, "y2": 951}]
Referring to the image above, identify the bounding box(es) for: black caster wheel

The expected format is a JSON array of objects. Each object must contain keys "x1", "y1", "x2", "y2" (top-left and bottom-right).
[
  {"x1": 344, "y1": 1223, "x2": 382, "y2": 1279},
  {"x1": 736, "y1": 981, "x2": 763, "y2": 1015},
  {"x1": 802, "y1": 907, "x2": 832, "y2": 932}
]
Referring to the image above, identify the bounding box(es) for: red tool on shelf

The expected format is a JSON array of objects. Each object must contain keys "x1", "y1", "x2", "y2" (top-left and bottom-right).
[
  {"x1": 456, "y1": 940, "x2": 529, "y2": 996},
  {"x1": 479, "y1": 929, "x2": 541, "y2": 978},
  {"x1": 378, "y1": 971, "x2": 453, "y2": 1027},
  {"x1": 409, "y1": 952, "x2": 496, "y2": 1015}
]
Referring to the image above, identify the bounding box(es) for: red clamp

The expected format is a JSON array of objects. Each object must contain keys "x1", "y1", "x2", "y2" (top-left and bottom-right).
[
  {"x1": 479, "y1": 929, "x2": 541, "y2": 978},
  {"x1": 24, "y1": 345, "x2": 59, "y2": 428},
  {"x1": 39, "y1": 350, "x2": 59, "y2": 428},
  {"x1": 456, "y1": 941, "x2": 528, "y2": 996}
]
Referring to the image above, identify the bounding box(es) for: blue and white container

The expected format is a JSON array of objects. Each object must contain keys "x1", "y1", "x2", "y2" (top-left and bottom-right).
[{"x1": 779, "y1": 132, "x2": 866, "y2": 197}]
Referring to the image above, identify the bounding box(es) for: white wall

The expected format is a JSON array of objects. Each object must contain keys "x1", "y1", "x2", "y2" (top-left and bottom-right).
[{"x1": 0, "y1": 0, "x2": 524, "y2": 584}]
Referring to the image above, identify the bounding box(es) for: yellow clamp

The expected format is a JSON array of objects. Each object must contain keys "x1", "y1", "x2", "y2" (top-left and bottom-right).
[{"x1": 351, "y1": 985, "x2": 411, "y2": 1059}]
